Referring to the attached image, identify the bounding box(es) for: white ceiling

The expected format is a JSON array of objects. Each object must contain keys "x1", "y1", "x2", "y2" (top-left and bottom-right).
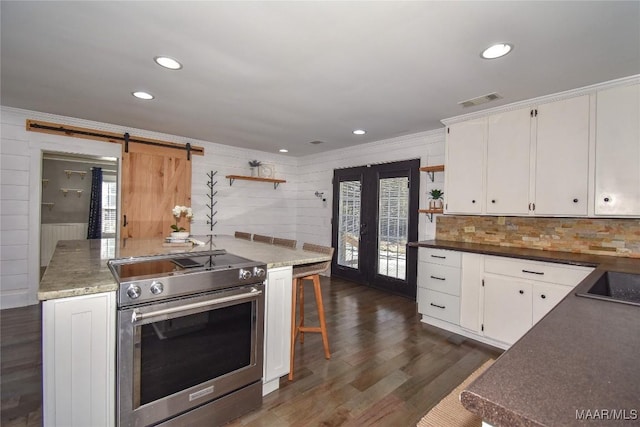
[{"x1": 1, "y1": 1, "x2": 639, "y2": 156}]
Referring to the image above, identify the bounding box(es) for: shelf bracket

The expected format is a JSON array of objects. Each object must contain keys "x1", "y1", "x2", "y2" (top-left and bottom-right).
[
  {"x1": 427, "y1": 171, "x2": 435, "y2": 182},
  {"x1": 426, "y1": 212, "x2": 434, "y2": 222},
  {"x1": 228, "y1": 177, "x2": 235, "y2": 186},
  {"x1": 273, "y1": 182, "x2": 280, "y2": 190}
]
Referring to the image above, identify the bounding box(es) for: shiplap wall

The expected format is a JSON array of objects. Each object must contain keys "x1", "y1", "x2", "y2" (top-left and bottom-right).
[
  {"x1": 0, "y1": 106, "x2": 297, "y2": 309},
  {"x1": 1, "y1": 105, "x2": 444, "y2": 309},
  {"x1": 294, "y1": 130, "x2": 445, "y2": 248}
]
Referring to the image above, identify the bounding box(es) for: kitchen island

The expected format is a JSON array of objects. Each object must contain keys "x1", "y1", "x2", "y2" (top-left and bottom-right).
[
  {"x1": 39, "y1": 235, "x2": 331, "y2": 427},
  {"x1": 411, "y1": 240, "x2": 640, "y2": 427}
]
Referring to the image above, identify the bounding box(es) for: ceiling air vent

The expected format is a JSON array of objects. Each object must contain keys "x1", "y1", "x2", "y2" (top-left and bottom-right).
[
  {"x1": 458, "y1": 92, "x2": 502, "y2": 108},
  {"x1": 309, "y1": 140, "x2": 325, "y2": 145}
]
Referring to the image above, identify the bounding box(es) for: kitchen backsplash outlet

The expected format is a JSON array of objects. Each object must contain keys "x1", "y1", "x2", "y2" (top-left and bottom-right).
[{"x1": 436, "y1": 216, "x2": 640, "y2": 258}]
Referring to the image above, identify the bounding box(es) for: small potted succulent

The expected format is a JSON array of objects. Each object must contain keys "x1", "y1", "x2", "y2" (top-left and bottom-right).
[
  {"x1": 428, "y1": 189, "x2": 444, "y2": 209},
  {"x1": 248, "y1": 160, "x2": 262, "y2": 177}
]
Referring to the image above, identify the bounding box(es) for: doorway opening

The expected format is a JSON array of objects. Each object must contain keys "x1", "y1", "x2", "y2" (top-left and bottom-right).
[
  {"x1": 331, "y1": 159, "x2": 420, "y2": 299},
  {"x1": 40, "y1": 152, "x2": 119, "y2": 274}
]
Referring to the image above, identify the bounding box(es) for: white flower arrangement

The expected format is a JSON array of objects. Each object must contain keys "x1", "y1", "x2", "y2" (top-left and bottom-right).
[{"x1": 171, "y1": 205, "x2": 193, "y2": 232}]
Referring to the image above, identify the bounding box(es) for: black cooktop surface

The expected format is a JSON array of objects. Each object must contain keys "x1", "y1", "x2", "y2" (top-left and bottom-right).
[{"x1": 109, "y1": 250, "x2": 258, "y2": 282}]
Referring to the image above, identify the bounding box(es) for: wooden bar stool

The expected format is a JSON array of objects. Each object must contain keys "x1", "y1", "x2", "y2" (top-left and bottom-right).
[
  {"x1": 253, "y1": 234, "x2": 274, "y2": 244},
  {"x1": 289, "y1": 243, "x2": 334, "y2": 380},
  {"x1": 273, "y1": 237, "x2": 297, "y2": 249},
  {"x1": 234, "y1": 231, "x2": 251, "y2": 240}
]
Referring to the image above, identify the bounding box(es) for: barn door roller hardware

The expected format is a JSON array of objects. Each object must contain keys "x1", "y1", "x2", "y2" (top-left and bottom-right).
[{"x1": 27, "y1": 119, "x2": 204, "y2": 158}]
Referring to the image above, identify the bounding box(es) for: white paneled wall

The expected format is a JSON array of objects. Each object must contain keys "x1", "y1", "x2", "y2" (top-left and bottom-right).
[
  {"x1": 294, "y1": 130, "x2": 445, "y2": 248},
  {"x1": 0, "y1": 107, "x2": 297, "y2": 309},
  {"x1": 1, "y1": 105, "x2": 444, "y2": 309}
]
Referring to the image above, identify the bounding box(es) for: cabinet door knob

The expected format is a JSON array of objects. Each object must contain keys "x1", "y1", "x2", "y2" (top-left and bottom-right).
[
  {"x1": 491, "y1": 199, "x2": 496, "y2": 204},
  {"x1": 519, "y1": 290, "x2": 524, "y2": 295},
  {"x1": 471, "y1": 200, "x2": 476, "y2": 204},
  {"x1": 541, "y1": 294, "x2": 546, "y2": 299},
  {"x1": 604, "y1": 197, "x2": 610, "y2": 203},
  {"x1": 573, "y1": 198, "x2": 579, "y2": 203}
]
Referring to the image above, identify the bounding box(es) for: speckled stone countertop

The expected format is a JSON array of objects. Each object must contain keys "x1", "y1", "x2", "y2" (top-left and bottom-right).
[
  {"x1": 39, "y1": 235, "x2": 331, "y2": 301},
  {"x1": 411, "y1": 240, "x2": 640, "y2": 426}
]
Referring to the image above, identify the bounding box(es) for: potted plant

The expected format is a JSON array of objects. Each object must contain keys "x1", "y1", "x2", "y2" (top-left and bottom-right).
[
  {"x1": 248, "y1": 160, "x2": 262, "y2": 177},
  {"x1": 428, "y1": 189, "x2": 444, "y2": 209},
  {"x1": 170, "y1": 205, "x2": 193, "y2": 239}
]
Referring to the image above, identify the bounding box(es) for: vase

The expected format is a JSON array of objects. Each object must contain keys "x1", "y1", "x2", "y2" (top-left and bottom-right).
[
  {"x1": 250, "y1": 167, "x2": 258, "y2": 177},
  {"x1": 171, "y1": 231, "x2": 189, "y2": 239}
]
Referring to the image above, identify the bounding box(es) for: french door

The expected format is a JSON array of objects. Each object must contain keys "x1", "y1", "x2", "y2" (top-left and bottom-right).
[{"x1": 331, "y1": 159, "x2": 420, "y2": 298}]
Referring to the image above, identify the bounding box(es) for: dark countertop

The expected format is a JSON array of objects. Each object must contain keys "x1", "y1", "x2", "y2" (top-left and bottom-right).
[{"x1": 410, "y1": 240, "x2": 640, "y2": 427}]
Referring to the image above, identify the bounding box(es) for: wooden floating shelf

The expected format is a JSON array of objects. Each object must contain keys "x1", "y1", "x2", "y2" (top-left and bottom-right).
[
  {"x1": 225, "y1": 175, "x2": 286, "y2": 189},
  {"x1": 419, "y1": 165, "x2": 445, "y2": 173},
  {"x1": 418, "y1": 208, "x2": 443, "y2": 223},
  {"x1": 420, "y1": 164, "x2": 445, "y2": 182}
]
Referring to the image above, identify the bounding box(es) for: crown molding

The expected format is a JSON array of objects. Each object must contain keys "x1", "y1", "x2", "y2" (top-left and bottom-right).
[{"x1": 441, "y1": 74, "x2": 640, "y2": 126}]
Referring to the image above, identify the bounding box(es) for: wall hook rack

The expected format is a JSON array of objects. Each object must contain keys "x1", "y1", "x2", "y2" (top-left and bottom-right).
[{"x1": 206, "y1": 171, "x2": 219, "y2": 231}]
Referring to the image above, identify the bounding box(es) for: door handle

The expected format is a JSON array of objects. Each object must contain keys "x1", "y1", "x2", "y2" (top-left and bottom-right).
[
  {"x1": 123, "y1": 214, "x2": 128, "y2": 227},
  {"x1": 360, "y1": 223, "x2": 368, "y2": 236}
]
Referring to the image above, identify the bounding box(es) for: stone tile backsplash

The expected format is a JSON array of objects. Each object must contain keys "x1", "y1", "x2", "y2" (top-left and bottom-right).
[{"x1": 436, "y1": 216, "x2": 640, "y2": 258}]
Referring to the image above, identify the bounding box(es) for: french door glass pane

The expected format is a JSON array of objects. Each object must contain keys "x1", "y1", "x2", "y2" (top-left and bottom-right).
[
  {"x1": 337, "y1": 180, "x2": 361, "y2": 269},
  {"x1": 378, "y1": 177, "x2": 408, "y2": 279}
]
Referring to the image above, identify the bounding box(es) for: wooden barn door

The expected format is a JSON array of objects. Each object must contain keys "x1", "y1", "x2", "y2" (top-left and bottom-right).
[{"x1": 121, "y1": 143, "x2": 192, "y2": 239}]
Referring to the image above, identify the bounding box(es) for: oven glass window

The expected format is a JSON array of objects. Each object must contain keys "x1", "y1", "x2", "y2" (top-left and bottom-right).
[{"x1": 137, "y1": 302, "x2": 253, "y2": 406}]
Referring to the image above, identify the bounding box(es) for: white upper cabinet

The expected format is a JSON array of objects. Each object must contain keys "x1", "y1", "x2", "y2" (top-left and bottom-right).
[
  {"x1": 445, "y1": 118, "x2": 485, "y2": 214},
  {"x1": 486, "y1": 107, "x2": 532, "y2": 215},
  {"x1": 533, "y1": 95, "x2": 590, "y2": 216},
  {"x1": 595, "y1": 83, "x2": 640, "y2": 216}
]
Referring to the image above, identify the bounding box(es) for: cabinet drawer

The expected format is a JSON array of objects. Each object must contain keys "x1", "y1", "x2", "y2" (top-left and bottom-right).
[
  {"x1": 419, "y1": 248, "x2": 461, "y2": 268},
  {"x1": 418, "y1": 288, "x2": 460, "y2": 325},
  {"x1": 484, "y1": 256, "x2": 593, "y2": 286},
  {"x1": 417, "y1": 263, "x2": 461, "y2": 296}
]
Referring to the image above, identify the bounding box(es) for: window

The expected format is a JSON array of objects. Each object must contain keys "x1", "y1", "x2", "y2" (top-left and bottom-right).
[{"x1": 101, "y1": 174, "x2": 117, "y2": 236}]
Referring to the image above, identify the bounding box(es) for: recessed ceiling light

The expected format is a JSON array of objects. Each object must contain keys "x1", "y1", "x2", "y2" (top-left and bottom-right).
[
  {"x1": 353, "y1": 129, "x2": 366, "y2": 135},
  {"x1": 279, "y1": 149, "x2": 289, "y2": 153},
  {"x1": 132, "y1": 91, "x2": 154, "y2": 100},
  {"x1": 154, "y1": 56, "x2": 183, "y2": 70},
  {"x1": 481, "y1": 43, "x2": 513, "y2": 59}
]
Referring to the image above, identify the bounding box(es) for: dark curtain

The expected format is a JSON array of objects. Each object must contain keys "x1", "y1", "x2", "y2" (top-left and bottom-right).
[{"x1": 87, "y1": 167, "x2": 102, "y2": 239}]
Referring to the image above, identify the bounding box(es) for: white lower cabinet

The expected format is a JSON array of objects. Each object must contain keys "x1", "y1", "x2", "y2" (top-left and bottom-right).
[
  {"x1": 459, "y1": 253, "x2": 484, "y2": 333},
  {"x1": 532, "y1": 282, "x2": 572, "y2": 325},
  {"x1": 42, "y1": 291, "x2": 116, "y2": 427},
  {"x1": 417, "y1": 249, "x2": 594, "y2": 349},
  {"x1": 418, "y1": 288, "x2": 460, "y2": 324},
  {"x1": 482, "y1": 275, "x2": 533, "y2": 344},
  {"x1": 262, "y1": 266, "x2": 293, "y2": 395},
  {"x1": 417, "y1": 248, "x2": 461, "y2": 326}
]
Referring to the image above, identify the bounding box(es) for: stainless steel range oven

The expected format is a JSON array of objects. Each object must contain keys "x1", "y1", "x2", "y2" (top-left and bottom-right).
[{"x1": 109, "y1": 249, "x2": 266, "y2": 427}]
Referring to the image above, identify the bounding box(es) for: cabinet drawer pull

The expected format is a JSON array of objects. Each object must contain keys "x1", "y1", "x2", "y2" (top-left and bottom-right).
[
  {"x1": 522, "y1": 269, "x2": 544, "y2": 275},
  {"x1": 430, "y1": 255, "x2": 446, "y2": 259},
  {"x1": 430, "y1": 275, "x2": 446, "y2": 281},
  {"x1": 430, "y1": 302, "x2": 446, "y2": 309}
]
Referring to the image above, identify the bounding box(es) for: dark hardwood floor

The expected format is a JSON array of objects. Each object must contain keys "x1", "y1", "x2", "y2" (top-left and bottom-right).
[{"x1": 0, "y1": 277, "x2": 501, "y2": 427}]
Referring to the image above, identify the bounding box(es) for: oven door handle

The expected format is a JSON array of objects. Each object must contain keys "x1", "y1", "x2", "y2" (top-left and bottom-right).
[{"x1": 131, "y1": 287, "x2": 262, "y2": 323}]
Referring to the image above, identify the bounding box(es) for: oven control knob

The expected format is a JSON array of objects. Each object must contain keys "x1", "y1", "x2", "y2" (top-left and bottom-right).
[
  {"x1": 253, "y1": 267, "x2": 266, "y2": 278},
  {"x1": 126, "y1": 284, "x2": 141, "y2": 300},
  {"x1": 149, "y1": 281, "x2": 164, "y2": 295},
  {"x1": 239, "y1": 269, "x2": 253, "y2": 280}
]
